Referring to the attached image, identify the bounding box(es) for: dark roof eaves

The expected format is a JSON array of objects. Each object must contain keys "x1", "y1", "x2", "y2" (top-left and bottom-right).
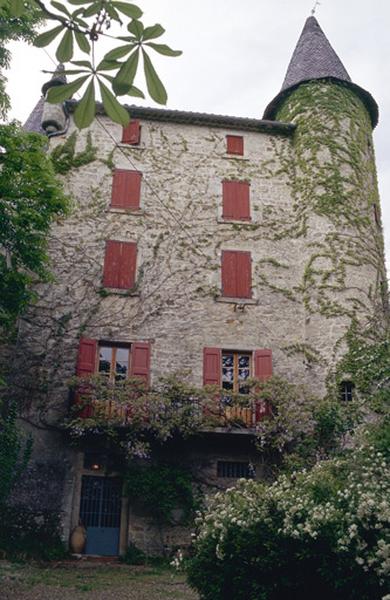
[
  {"x1": 263, "y1": 78, "x2": 379, "y2": 128},
  {"x1": 65, "y1": 99, "x2": 295, "y2": 135}
]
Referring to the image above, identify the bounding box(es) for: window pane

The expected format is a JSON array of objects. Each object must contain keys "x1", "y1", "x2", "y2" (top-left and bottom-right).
[
  {"x1": 222, "y1": 353, "x2": 234, "y2": 390},
  {"x1": 99, "y1": 346, "x2": 112, "y2": 375},
  {"x1": 238, "y1": 354, "x2": 250, "y2": 393},
  {"x1": 115, "y1": 347, "x2": 129, "y2": 381}
]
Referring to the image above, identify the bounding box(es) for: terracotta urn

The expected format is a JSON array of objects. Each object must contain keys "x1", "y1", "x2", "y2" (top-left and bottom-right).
[{"x1": 70, "y1": 524, "x2": 87, "y2": 554}]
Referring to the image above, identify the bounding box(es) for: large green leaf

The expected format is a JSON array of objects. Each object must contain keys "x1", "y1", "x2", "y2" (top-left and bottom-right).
[
  {"x1": 82, "y1": 2, "x2": 101, "y2": 17},
  {"x1": 71, "y1": 60, "x2": 93, "y2": 68},
  {"x1": 74, "y1": 79, "x2": 96, "y2": 129},
  {"x1": 56, "y1": 29, "x2": 74, "y2": 62},
  {"x1": 46, "y1": 76, "x2": 89, "y2": 104},
  {"x1": 75, "y1": 30, "x2": 91, "y2": 54},
  {"x1": 127, "y1": 19, "x2": 144, "y2": 40},
  {"x1": 112, "y1": 2, "x2": 143, "y2": 19},
  {"x1": 113, "y1": 49, "x2": 139, "y2": 95},
  {"x1": 142, "y1": 24, "x2": 165, "y2": 41},
  {"x1": 51, "y1": 1, "x2": 71, "y2": 16},
  {"x1": 145, "y1": 43, "x2": 182, "y2": 57},
  {"x1": 98, "y1": 79, "x2": 130, "y2": 126},
  {"x1": 96, "y1": 60, "x2": 121, "y2": 71},
  {"x1": 33, "y1": 25, "x2": 63, "y2": 48},
  {"x1": 142, "y1": 50, "x2": 167, "y2": 105},
  {"x1": 103, "y1": 44, "x2": 134, "y2": 62}
]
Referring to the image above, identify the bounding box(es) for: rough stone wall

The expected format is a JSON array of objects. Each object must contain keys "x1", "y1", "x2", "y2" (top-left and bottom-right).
[{"x1": 9, "y1": 88, "x2": 386, "y2": 550}]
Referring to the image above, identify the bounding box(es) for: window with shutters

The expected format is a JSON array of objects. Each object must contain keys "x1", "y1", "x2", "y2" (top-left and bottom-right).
[
  {"x1": 121, "y1": 119, "x2": 141, "y2": 145},
  {"x1": 226, "y1": 135, "x2": 244, "y2": 156},
  {"x1": 76, "y1": 338, "x2": 151, "y2": 386},
  {"x1": 103, "y1": 240, "x2": 137, "y2": 290},
  {"x1": 110, "y1": 169, "x2": 142, "y2": 210},
  {"x1": 222, "y1": 181, "x2": 251, "y2": 221},
  {"x1": 221, "y1": 250, "x2": 252, "y2": 298},
  {"x1": 222, "y1": 351, "x2": 251, "y2": 393}
]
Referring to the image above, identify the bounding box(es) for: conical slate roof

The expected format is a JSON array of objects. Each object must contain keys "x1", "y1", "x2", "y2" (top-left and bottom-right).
[{"x1": 263, "y1": 16, "x2": 378, "y2": 127}]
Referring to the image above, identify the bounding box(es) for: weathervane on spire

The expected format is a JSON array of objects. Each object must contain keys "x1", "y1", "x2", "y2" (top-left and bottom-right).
[{"x1": 311, "y1": 1, "x2": 321, "y2": 15}]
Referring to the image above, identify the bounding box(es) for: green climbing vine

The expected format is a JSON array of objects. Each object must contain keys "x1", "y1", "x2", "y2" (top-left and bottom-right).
[{"x1": 50, "y1": 131, "x2": 97, "y2": 174}]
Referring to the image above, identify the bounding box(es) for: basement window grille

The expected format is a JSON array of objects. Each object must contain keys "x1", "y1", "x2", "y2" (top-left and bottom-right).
[{"x1": 217, "y1": 461, "x2": 255, "y2": 479}]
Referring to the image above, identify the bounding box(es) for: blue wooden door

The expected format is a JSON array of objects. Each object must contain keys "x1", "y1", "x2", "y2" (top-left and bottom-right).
[{"x1": 79, "y1": 476, "x2": 122, "y2": 556}]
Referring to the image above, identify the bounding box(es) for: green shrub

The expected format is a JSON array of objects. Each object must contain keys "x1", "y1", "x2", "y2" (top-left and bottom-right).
[
  {"x1": 120, "y1": 542, "x2": 146, "y2": 565},
  {"x1": 187, "y1": 444, "x2": 390, "y2": 600},
  {"x1": 0, "y1": 506, "x2": 67, "y2": 561}
]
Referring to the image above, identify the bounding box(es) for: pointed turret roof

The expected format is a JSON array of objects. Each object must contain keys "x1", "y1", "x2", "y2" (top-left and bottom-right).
[{"x1": 263, "y1": 16, "x2": 378, "y2": 127}]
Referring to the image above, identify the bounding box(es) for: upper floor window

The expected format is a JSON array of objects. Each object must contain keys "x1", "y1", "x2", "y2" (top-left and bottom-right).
[
  {"x1": 76, "y1": 338, "x2": 151, "y2": 385},
  {"x1": 221, "y1": 250, "x2": 252, "y2": 298},
  {"x1": 103, "y1": 240, "x2": 137, "y2": 289},
  {"x1": 99, "y1": 344, "x2": 130, "y2": 382},
  {"x1": 222, "y1": 351, "x2": 251, "y2": 393},
  {"x1": 222, "y1": 180, "x2": 251, "y2": 221},
  {"x1": 111, "y1": 169, "x2": 142, "y2": 210},
  {"x1": 340, "y1": 381, "x2": 354, "y2": 401},
  {"x1": 121, "y1": 119, "x2": 141, "y2": 145},
  {"x1": 226, "y1": 135, "x2": 244, "y2": 156}
]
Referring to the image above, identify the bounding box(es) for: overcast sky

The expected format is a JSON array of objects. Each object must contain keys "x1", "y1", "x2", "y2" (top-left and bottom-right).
[{"x1": 6, "y1": 0, "x2": 390, "y2": 272}]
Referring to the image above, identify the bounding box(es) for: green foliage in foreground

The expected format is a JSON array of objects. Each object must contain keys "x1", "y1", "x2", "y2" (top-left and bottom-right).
[
  {"x1": 0, "y1": 403, "x2": 32, "y2": 506},
  {"x1": 0, "y1": 123, "x2": 68, "y2": 338},
  {"x1": 5, "y1": 0, "x2": 182, "y2": 128},
  {"x1": 0, "y1": 506, "x2": 67, "y2": 561},
  {"x1": 187, "y1": 425, "x2": 390, "y2": 600}
]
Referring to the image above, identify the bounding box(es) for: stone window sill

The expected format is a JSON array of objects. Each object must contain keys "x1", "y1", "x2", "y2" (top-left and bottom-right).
[
  {"x1": 106, "y1": 207, "x2": 144, "y2": 216},
  {"x1": 116, "y1": 143, "x2": 145, "y2": 151},
  {"x1": 215, "y1": 296, "x2": 258, "y2": 305},
  {"x1": 100, "y1": 288, "x2": 140, "y2": 297},
  {"x1": 221, "y1": 155, "x2": 250, "y2": 162},
  {"x1": 217, "y1": 217, "x2": 253, "y2": 225}
]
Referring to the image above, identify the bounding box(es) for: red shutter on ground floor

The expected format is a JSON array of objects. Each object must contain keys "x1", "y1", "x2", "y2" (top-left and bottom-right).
[
  {"x1": 111, "y1": 169, "x2": 142, "y2": 209},
  {"x1": 130, "y1": 342, "x2": 151, "y2": 385},
  {"x1": 203, "y1": 347, "x2": 222, "y2": 386},
  {"x1": 222, "y1": 181, "x2": 250, "y2": 221},
  {"x1": 221, "y1": 250, "x2": 252, "y2": 298},
  {"x1": 121, "y1": 119, "x2": 141, "y2": 145},
  {"x1": 103, "y1": 240, "x2": 137, "y2": 289},
  {"x1": 226, "y1": 135, "x2": 244, "y2": 155}
]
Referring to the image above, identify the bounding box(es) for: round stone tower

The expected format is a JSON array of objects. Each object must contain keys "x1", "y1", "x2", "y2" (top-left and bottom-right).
[{"x1": 263, "y1": 16, "x2": 387, "y2": 389}]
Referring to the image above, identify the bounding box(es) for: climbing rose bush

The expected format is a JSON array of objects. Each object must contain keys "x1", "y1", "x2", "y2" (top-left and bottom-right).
[{"x1": 187, "y1": 443, "x2": 390, "y2": 600}]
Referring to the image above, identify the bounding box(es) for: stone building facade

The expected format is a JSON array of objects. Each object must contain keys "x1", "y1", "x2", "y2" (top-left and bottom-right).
[{"x1": 13, "y1": 16, "x2": 387, "y2": 556}]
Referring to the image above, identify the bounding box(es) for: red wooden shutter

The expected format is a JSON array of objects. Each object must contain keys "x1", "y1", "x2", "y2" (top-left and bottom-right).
[
  {"x1": 222, "y1": 181, "x2": 250, "y2": 221},
  {"x1": 111, "y1": 169, "x2": 142, "y2": 210},
  {"x1": 122, "y1": 119, "x2": 141, "y2": 144},
  {"x1": 76, "y1": 338, "x2": 97, "y2": 376},
  {"x1": 103, "y1": 241, "x2": 137, "y2": 289},
  {"x1": 103, "y1": 240, "x2": 121, "y2": 288},
  {"x1": 75, "y1": 338, "x2": 97, "y2": 418},
  {"x1": 226, "y1": 135, "x2": 243, "y2": 155},
  {"x1": 236, "y1": 251, "x2": 252, "y2": 298},
  {"x1": 221, "y1": 251, "x2": 251, "y2": 298},
  {"x1": 203, "y1": 347, "x2": 221, "y2": 386},
  {"x1": 254, "y1": 349, "x2": 273, "y2": 380},
  {"x1": 119, "y1": 242, "x2": 137, "y2": 289},
  {"x1": 131, "y1": 342, "x2": 151, "y2": 385}
]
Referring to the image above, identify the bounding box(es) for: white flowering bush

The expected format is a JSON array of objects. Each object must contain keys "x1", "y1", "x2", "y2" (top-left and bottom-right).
[{"x1": 187, "y1": 436, "x2": 390, "y2": 600}]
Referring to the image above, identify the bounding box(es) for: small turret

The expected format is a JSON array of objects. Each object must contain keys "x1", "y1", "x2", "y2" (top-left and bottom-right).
[
  {"x1": 41, "y1": 64, "x2": 68, "y2": 135},
  {"x1": 264, "y1": 16, "x2": 378, "y2": 127}
]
